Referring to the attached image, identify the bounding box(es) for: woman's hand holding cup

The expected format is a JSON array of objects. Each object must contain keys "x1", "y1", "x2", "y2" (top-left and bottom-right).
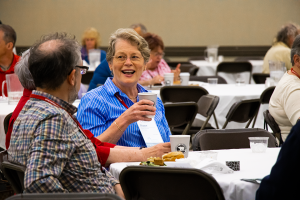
[{"x1": 120, "y1": 99, "x2": 156, "y2": 125}]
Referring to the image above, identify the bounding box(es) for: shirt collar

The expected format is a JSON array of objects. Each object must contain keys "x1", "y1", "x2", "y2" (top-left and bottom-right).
[
  {"x1": 274, "y1": 42, "x2": 290, "y2": 48},
  {"x1": 31, "y1": 90, "x2": 77, "y2": 115},
  {"x1": 104, "y1": 77, "x2": 148, "y2": 99}
]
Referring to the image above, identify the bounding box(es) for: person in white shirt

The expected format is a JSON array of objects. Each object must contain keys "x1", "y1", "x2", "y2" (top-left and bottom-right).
[{"x1": 269, "y1": 35, "x2": 300, "y2": 140}]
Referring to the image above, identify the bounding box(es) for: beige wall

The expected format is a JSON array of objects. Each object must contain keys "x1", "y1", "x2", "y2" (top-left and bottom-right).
[{"x1": 0, "y1": 0, "x2": 299, "y2": 47}]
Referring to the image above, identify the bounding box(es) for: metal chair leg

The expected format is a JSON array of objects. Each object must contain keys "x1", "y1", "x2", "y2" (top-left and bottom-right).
[{"x1": 213, "y1": 112, "x2": 219, "y2": 129}]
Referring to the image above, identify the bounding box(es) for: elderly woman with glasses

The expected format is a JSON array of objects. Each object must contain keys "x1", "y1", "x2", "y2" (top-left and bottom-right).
[
  {"x1": 139, "y1": 33, "x2": 181, "y2": 86},
  {"x1": 77, "y1": 28, "x2": 171, "y2": 153}
]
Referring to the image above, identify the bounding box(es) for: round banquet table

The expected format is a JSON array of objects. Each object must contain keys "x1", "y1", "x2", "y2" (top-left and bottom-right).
[
  {"x1": 148, "y1": 82, "x2": 268, "y2": 130},
  {"x1": 0, "y1": 99, "x2": 80, "y2": 149},
  {"x1": 109, "y1": 148, "x2": 281, "y2": 200},
  {"x1": 190, "y1": 60, "x2": 264, "y2": 84}
]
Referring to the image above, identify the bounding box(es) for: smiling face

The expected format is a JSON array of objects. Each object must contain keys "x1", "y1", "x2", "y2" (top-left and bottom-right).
[{"x1": 109, "y1": 39, "x2": 145, "y2": 88}]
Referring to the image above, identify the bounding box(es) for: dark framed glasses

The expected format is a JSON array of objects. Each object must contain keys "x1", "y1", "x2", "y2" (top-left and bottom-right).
[{"x1": 68, "y1": 65, "x2": 89, "y2": 75}]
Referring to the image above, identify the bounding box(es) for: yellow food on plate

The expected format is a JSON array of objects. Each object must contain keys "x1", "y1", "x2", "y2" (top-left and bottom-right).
[
  {"x1": 154, "y1": 158, "x2": 165, "y2": 166},
  {"x1": 162, "y1": 152, "x2": 184, "y2": 161},
  {"x1": 147, "y1": 156, "x2": 160, "y2": 162},
  {"x1": 189, "y1": 83, "x2": 199, "y2": 86}
]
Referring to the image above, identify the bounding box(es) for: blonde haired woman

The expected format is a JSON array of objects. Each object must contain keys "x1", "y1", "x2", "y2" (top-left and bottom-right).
[{"x1": 81, "y1": 27, "x2": 106, "y2": 64}]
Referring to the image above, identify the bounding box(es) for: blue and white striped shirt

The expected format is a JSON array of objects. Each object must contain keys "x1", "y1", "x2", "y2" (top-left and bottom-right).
[{"x1": 77, "y1": 78, "x2": 171, "y2": 147}]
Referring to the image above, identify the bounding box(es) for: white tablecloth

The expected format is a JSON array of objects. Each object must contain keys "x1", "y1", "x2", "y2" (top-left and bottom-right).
[
  {"x1": 0, "y1": 100, "x2": 81, "y2": 149},
  {"x1": 150, "y1": 83, "x2": 268, "y2": 130},
  {"x1": 109, "y1": 148, "x2": 280, "y2": 200},
  {"x1": 190, "y1": 60, "x2": 264, "y2": 84}
]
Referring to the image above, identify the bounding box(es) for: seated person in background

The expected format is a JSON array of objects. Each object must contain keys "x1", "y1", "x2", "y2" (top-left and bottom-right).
[
  {"x1": 0, "y1": 24, "x2": 20, "y2": 96},
  {"x1": 6, "y1": 50, "x2": 34, "y2": 149},
  {"x1": 269, "y1": 35, "x2": 300, "y2": 141},
  {"x1": 139, "y1": 33, "x2": 180, "y2": 86},
  {"x1": 262, "y1": 23, "x2": 300, "y2": 73},
  {"x1": 256, "y1": 120, "x2": 300, "y2": 199},
  {"x1": 81, "y1": 27, "x2": 106, "y2": 64},
  {"x1": 129, "y1": 23, "x2": 148, "y2": 36},
  {"x1": 88, "y1": 59, "x2": 112, "y2": 91},
  {"x1": 77, "y1": 28, "x2": 172, "y2": 147},
  {"x1": 8, "y1": 33, "x2": 169, "y2": 170}
]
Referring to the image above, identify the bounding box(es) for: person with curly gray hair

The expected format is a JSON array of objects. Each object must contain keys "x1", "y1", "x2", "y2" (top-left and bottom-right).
[
  {"x1": 263, "y1": 23, "x2": 300, "y2": 73},
  {"x1": 5, "y1": 49, "x2": 35, "y2": 149},
  {"x1": 78, "y1": 28, "x2": 172, "y2": 149}
]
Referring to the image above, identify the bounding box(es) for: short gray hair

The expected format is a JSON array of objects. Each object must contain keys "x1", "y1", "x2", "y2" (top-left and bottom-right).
[
  {"x1": 106, "y1": 28, "x2": 150, "y2": 64},
  {"x1": 291, "y1": 35, "x2": 300, "y2": 66},
  {"x1": 276, "y1": 23, "x2": 299, "y2": 46},
  {"x1": 15, "y1": 49, "x2": 35, "y2": 90},
  {"x1": 129, "y1": 23, "x2": 147, "y2": 34},
  {"x1": 29, "y1": 32, "x2": 81, "y2": 90}
]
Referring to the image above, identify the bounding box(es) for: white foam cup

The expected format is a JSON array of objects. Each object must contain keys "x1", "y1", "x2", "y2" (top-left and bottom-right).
[
  {"x1": 169, "y1": 135, "x2": 190, "y2": 158},
  {"x1": 164, "y1": 73, "x2": 174, "y2": 86},
  {"x1": 180, "y1": 73, "x2": 190, "y2": 86},
  {"x1": 138, "y1": 92, "x2": 157, "y2": 118}
]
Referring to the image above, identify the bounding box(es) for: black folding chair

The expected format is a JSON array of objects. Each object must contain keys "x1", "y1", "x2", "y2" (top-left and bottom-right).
[
  {"x1": 160, "y1": 86, "x2": 219, "y2": 131},
  {"x1": 252, "y1": 86, "x2": 275, "y2": 127},
  {"x1": 223, "y1": 99, "x2": 261, "y2": 129},
  {"x1": 6, "y1": 193, "x2": 122, "y2": 200},
  {"x1": 4, "y1": 112, "x2": 13, "y2": 134},
  {"x1": 120, "y1": 166, "x2": 225, "y2": 200},
  {"x1": 192, "y1": 128, "x2": 277, "y2": 151},
  {"x1": 0, "y1": 150, "x2": 25, "y2": 194},
  {"x1": 180, "y1": 64, "x2": 199, "y2": 76},
  {"x1": 188, "y1": 56, "x2": 205, "y2": 61},
  {"x1": 263, "y1": 110, "x2": 284, "y2": 146},
  {"x1": 190, "y1": 76, "x2": 227, "y2": 84},
  {"x1": 184, "y1": 95, "x2": 219, "y2": 133},
  {"x1": 166, "y1": 61, "x2": 190, "y2": 69},
  {"x1": 252, "y1": 73, "x2": 270, "y2": 84},
  {"x1": 216, "y1": 62, "x2": 253, "y2": 84},
  {"x1": 235, "y1": 57, "x2": 263, "y2": 61},
  {"x1": 81, "y1": 71, "x2": 94, "y2": 85},
  {"x1": 164, "y1": 102, "x2": 198, "y2": 137}
]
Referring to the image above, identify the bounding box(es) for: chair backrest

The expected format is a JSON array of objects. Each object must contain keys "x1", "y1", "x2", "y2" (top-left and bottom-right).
[
  {"x1": 263, "y1": 110, "x2": 283, "y2": 146},
  {"x1": 260, "y1": 86, "x2": 275, "y2": 104},
  {"x1": 198, "y1": 95, "x2": 219, "y2": 118},
  {"x1": 189, "y1": 56, "x2": 205, "y2": 61},
  {"x1": 216, "y1": 62, "x2": 252, "y2": 84},
  {"x1": 167, "y1": 61, "x2": 190, "y2": 68},
  {"x1": 252, "y1": 73, "x2": 270, "y2": 84},
  {"x1": 164, "y1": 102, "x2": 198, "y2": 135},
  {"x1": 0, "y1": 150, "x2": 25, "y2": 194},
  {"x1": 160, "y1": 86, "x2": 208, "y2": 103},
  {"x1": 179, "y1": 64, "x2": 199, "y2": 76},
  {"x1": 192, "y1": 128, "x2": 277, "y2": 151},
  {"x1": 81, "y1": 71, "x2": 94, "y2": 85},
  {"x1": 235, "y1": 56, "x2": 263, "y2": 61},
  {"x1": 5, "y1": 193, "x2": 123, "y2": 200},
  {"x1": 120, "y1": 166, "x2": 225, "y2": 200},
  {"x1": 190, "y1": 76, "x2": 227, "y2": 84},
  {"x1": 4, "y1": 112, "x2": 13, "y2": 134},
  {"x1": 223, "y1": 99, "x2": 260, "y2": 128}
]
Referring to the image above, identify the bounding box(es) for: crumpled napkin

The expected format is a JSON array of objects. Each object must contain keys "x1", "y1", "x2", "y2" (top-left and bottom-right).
[{"x1": 176, "y1": 157, "x2": 234, "y2": 174}]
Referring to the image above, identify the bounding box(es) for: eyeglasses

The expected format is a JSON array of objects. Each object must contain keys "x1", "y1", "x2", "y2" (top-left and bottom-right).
[
  {"x1": 151, "y1": 52, "x2": 165, "y2": 57},
  {"x1": 113, "y1": 55, "x2": 142, "y2": 63},
  {"x1": 68, "y1": 65, "x2": 89, "y2": 75}
]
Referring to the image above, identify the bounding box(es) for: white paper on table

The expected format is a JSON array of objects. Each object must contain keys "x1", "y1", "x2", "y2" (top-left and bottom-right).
[
  {"x1": 137, "y1": 119, "x2": 163, "y2": 147},
  {"x1": 165, "y1": 161, "x2": 193, "y2": 168}
]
